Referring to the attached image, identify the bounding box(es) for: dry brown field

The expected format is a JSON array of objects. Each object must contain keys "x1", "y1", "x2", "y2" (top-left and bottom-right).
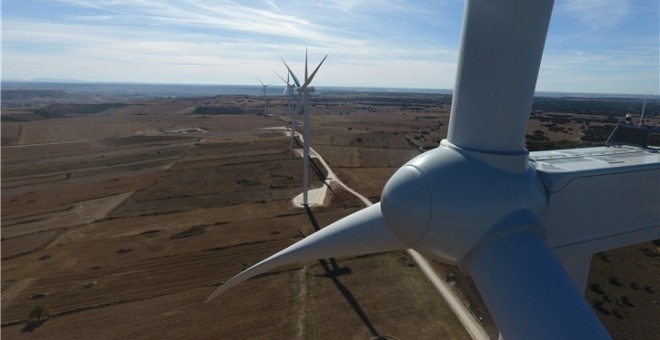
[
  {"x1": 2, "y1": 93, "x2": 658, "y2": 339},
  {"x1": 1, "y1": 96, "x2": 470, "y2": 339}
]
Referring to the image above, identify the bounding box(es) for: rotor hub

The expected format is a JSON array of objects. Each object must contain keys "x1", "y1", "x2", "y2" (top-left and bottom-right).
[
  {"x1": 380, "y1": 142, "x2": 547, "y2": 266},
  {"x1": 381, "y1": 165, "x2": 432, "y2": 244}
]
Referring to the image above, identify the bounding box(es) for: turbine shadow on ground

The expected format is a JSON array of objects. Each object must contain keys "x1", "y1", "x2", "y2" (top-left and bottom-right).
[
  {"x1": 308, "y1": 157, "x2": 336, "y2": 196},
  {"x1": 303, "y1": 205, "x2": 380, "y2": 338}
]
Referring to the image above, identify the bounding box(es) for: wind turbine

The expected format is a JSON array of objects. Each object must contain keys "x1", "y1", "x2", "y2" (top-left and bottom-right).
[
  {"x1": 274, "y1": 71, "x2": 299, "y2": 158},
  {"x1": 208, "y1": 0, "x2": 659, "y2": 339},
  {"x1": 638, "y1": 92, "x2": 653, "y2": 126},
  {"x1": 281, "y1": 49, "x2": 328, "y2": 206},
  {"x1": 257, "y1": 78, "x2": 271, "y2": 116}
]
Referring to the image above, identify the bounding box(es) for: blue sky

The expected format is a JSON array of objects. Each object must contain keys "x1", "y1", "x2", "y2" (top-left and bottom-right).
[{"x1": 2, "y1": 0, "x2": 658, "y2": 94}]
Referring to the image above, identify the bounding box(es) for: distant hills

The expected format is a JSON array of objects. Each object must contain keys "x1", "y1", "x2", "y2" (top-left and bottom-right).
[{"x1": 1, "y1": 81, "x2": 656, "y2": 100}]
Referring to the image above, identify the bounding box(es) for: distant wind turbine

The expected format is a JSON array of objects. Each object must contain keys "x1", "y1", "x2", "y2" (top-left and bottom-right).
[
  {"x1": 638, "y1": 92, "x2": 653, "y2": 126},
  {"x1": 281, "y1": 49, "x2": 328, "y2": 206},
  {"x1": 257, "y1": 78, "x2": 271, "y2": 116},
  {"x1": 274, "y1": 71, "x2": 299, "y2": 158}
]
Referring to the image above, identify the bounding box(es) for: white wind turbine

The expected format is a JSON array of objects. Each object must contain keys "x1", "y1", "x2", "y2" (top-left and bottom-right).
[
  {"x1": 273, "y1": 71, "x2": 299, "y2": 158},
  {"x1": 208, "y1": 1, "x2": 659, "y2": 338},
  {"x1": 257, "y1": 78, "x2": 271, "y2": 116},
  {"x1": 280, "y1": 50, "x2": 328, "y2": 206}
]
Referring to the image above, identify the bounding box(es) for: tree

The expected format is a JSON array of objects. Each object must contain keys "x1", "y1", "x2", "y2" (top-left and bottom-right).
[
  {"x1": 29, "y1": 304, "x2": 49, "y2": 322},
  {"x1": 23, "y1": 304, "x2": 49, "y2": 332}
]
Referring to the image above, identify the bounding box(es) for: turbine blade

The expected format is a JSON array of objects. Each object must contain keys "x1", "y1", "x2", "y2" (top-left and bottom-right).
[
  {"x1": 301, "y1": 55, "x2": 328, "y2": 89},
  {"x1": 256, "y1": 77, "x2": 265, "y2": 87},
  {"x1": 305, "y1": 47, "x2": 308, "y2": 82},
  {"x1": 206, "y1": 203, "x2": 405, "y2": 302},
  {"x1": 273, "y1": 71, "x2": 288, "y2": 85},
  {"x1": 465, "y1": 230, "x2": 609, "y2": 339},
  {"x1": 281, "y1": 58, "x2": 301, "y2": 88},
  {"x1": 447, "y1": 0, "x2": 553, "y2": 153}
]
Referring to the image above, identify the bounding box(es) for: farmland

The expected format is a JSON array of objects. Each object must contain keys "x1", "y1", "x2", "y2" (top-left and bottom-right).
[{"x1": 2, "y1": 87, "x2": 659, "y2": 339}]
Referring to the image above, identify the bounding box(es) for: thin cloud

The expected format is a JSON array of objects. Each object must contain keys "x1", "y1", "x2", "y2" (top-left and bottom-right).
[
  {"x1": 539, "y1": 48, "x2": 659, "y2": 94},
  {"x1": 559, "y1": 0, "x2": 630, "y2": 30},
  {"x1": 3, "y1": 0, "x2": 658, "y2": 93}
]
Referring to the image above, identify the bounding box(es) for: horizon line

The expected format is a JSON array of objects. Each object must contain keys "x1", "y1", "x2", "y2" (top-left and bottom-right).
[{"x1": 2, "y1": 79, "x2": 658, "y2": 99}]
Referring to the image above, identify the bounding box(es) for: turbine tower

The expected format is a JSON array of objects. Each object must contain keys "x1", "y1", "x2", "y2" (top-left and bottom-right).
[
  {"x1": 208, "y1": 0, "x2": 659, "y2": 338},
  {"x1": 257, "y1": 78, "x2": 271, "y2": 116},
  {"x1": 274, "y1": 71, "x2": 299, "y2": 157},
  {"x1": 281, "y1": 50, "x2": 327, "y2": 206}
]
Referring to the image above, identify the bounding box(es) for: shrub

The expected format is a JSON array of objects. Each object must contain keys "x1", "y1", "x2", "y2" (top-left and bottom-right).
[
  {"x1": 608, "y1": 276, "x2": 622, "y2": 286},
  {"x1": 23, "y1": 304, "x2": 49, "y2": 332},
  {"x1": 621, "y1": 296, "x2": 634, "y2": 307},
  {"x1": 589, "y1": 282, "x2": 605, "y2": 295},
  {"x1": 29, "y1": 304, "x2": 49, "y2": 321},
  {"x1": 591, "y1": 299, "x2": 610, "y2": 315}
]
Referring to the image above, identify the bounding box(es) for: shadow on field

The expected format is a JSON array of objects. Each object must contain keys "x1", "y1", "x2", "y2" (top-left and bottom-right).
[
  {"x1": 308, "y1": 156, "x2": 336, "y2": 196},
  {"x1": 304, "y1": 205, "x2": 381, "y2": 338}
]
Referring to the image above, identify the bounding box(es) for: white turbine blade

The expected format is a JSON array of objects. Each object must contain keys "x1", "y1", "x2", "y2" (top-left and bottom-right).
[
  {"x1": 465, "y1": 230, "x2": 609, "y2": 339},
  {"x1": 206, "y1": 203, "x2": 405, "y2": 302},
  {"x1": 273, "y1": 71, "x2": 288, "y2": 84},
  {"x1": 256, "y1": 77, "x2": 265, "y2": 87},
  {"x1": 301, "y1": 55, "x2": 328, "y2": 89},
  {"x1": 304, "y1": 47, "x2": 308, "y2": 82},
  {"x1": 447, "y1": 0, "x2": 553, "y2": 153},
  {"x1": 281, "y1": 58, "x2": 301, "y2": 88},
  {"x1": 273, "y1": 71, "x2": 290, "y2": 94}
]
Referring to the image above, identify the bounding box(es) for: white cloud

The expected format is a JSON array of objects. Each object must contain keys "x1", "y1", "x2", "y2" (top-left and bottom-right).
[
  {"x1": 3, "y1": 0, "x2": 657, "y2": 93},
  {"x1": 559, "y1": 0, "x2": 630, "y2": 30},
  {"x1": 538, "y1": 47, "x2": 659, "y2": 94}
]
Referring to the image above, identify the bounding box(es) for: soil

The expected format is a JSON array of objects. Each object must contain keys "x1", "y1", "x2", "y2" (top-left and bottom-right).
[{"x1": 2, "y1": 92, "x2": 658, "y2": 339}]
